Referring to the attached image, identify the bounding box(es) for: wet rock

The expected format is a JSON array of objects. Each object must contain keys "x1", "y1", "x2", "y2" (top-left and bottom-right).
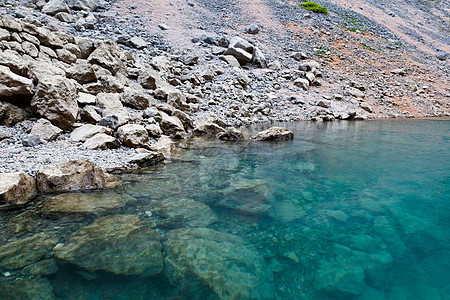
[
  {"x1": 216, "y1": 127, "x2": 244, "y2": 141},
  {"x1": 0, "y1": 65, "x2": 33, "y2": 97},
  {"x1": 0, "y1": 101, "x2": 26, "y2": 126},
  {"x1": 251, "y1": 127, "x2": 293, "y2": 141},
  {"x1": 36, "y1": 159, "x2": 106, "y2": 193},
  {"x1": 30, "y1": 118, "x2": 62, "y2": 141},
  {"x1": 327, "y1": 210, "x2": 348, "y2": 222},
  {"x1": 54, "y1": 214, "x2": 163, "y2": 276},
  {"x1": 127, "y1": 152, "x2": 164, "y2": 167},
  {"x1": 22, "y1": 134, "x2": 41, "y2": 147},
  {"x1": 151, "y1": 198, "x2": 218, "y2": 228},
  {"x1": 117, "y1": 124, "x2": 149, "y2": 148},
  {"x1": 82, "y1": 133, "x2": 119, "y2": 150},
  {"x1": 70, "y1": 124, "x2": 113, "y2": 142},
  {"x1": 0, "y1": 277, "x2": 55, "y2": 300},
  {"x1": 149, "y1": 135, "x2": 175, "y2": 159},
  {"x1": 31, "y1": 75, "x2": 79, "y2": 131},
  {"x1": 163, "y1": 227, "x2": 274, "y2": 299},
  {"x1": 220, "y1": 179, "x2": 272, "y2": 214},
  {"x1": 0, "y1": 172, "x2": 36, "y2": 208},
  {"x1": 22, "y1": 258, "x2": 58, "y2": 276},
  {"x1": 0, "y1": 232, "x2": 58, "y2": 269},
  {"x1": 40, "y1": 190, "x2": 133, "y2": 216}
]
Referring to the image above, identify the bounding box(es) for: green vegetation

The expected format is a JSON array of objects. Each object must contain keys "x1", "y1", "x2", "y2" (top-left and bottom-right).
[
  {"x1": 339, "y1": 12, "x2": 367, "y2": 32},
  {"x1": 298, "y1": 1, "x2": 329, "y2": 14}
]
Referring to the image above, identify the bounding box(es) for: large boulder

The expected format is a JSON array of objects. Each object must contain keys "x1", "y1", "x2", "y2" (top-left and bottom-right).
[
  {"x1": 126, "y1": 152, "x2": 164, "y2": 167},
  {"x1": 54, "y1": 214, "x2": 164, "y2": 276},
  {"x1": 159, "y1": 112, "x2": 185, "y2": 135},
  {"x1": 87, "y1": 41, "x2": 123, "y2": 75},
  {"x1": 0, "y1": 232, "x2": 58, "y2": 270},
  {"x1": 163, "y1": 227, "x2": 274, "y2": 299},
  {"x1": 193, "y1": 120, "x2": 226, "y2": 135},
  {"x1": 42, "y1": 0, "x2": 71, "y2": 16},
  {"x1": 25, "y1": 60, "x2": 66, "y2": 82},
  {"x1": 137, "y1": 68, "x2": 167, "y2": 90},
  {"x1": 30, "y1": 118, "x2": 62, "y2": 141},
  {"x1": 31, "y1": 75, "x2": 79, "y2": 131},
  {"x1": 36, "y1": 159, "x2": 106, "y2": 193},
  {"x1": 220, "y1": 179, "x2": 272, "y2": 214},
  {"x1": 0, "y1": 172, "x2": 37, "y2": 208},
  {"x1": 121, "y1": 85, "x2": 150, "y2": 110},
  {"x1": 117, "y1": 124, "x2": 149, "y2": 148},
  {"x1": 40, "y1": 190, "x2": 134, "y2": 217},
  {"x1": 0, "y1": 65, "x2": 33, "y2": 97},
  {"x1": 66, "y1": 61, "x2": 97, "y2": 84},
  {"x1": 82, "y1": 133, "x2": 119, "y2": 150},
  {"x1": 251, "y1": 127, "x2": 293, "y2": 141},
  {"x1": 149, "y1": 135, "x2": 175, "y2": 159}
]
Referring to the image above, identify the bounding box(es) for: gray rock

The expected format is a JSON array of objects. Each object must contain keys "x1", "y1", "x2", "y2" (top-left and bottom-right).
[
  {"x1": 82, "y1": 133, "x2": 119, "y2": 150},
  {"x1": 149, "y1": 135, "x2": 175, "y2": 159},
  {"x1": 126, "y1": 152, "x2": 164, "y2": 167},
  {"x1": 42, "y1": 0, "x2": 71, "y2": 16},
  {"x1": 31, "y1": 75, "x2": 79, "y2": 131},
  {"x1": 294, "y1": 78, "x2": 309, "y2": 90},
  {"x1": 291, "y1": 51, "x2": 307, "y2": 61},
  {"x1": 436, "y1": 51, "x2": 448, "y2": 60},
  {"x1": 70, "y1": 124, "x2": 113, "y2": 142},
  {"x1": 216, "y1": 127, "x2": 244, "y2": 141},
  {"x1": 145, "y1": 123, "x2": 163, "y2": 138},
  {"x1": 22, "y1": 134, "x2": 41, "y2": 147},
  {"x1": 30, "y1": 118, "x2": 62, "y2": 141},
  {"x1": 98, "y1": 114, "x2": 118, "y2": 129},
  {"x1": 245, "y1": 24, "x2": 260, "y2": 34},
  {"x1": 129, "y1": 37, "x2": 147, "y2": 49},
  {"x1": 55, "y1": 11, "x2": 75, "y2": 23},
  {"x1": 159, "y1": 112, "x2": 185, "y2": 136},
  {"x1": 163, "y1": 227, "x2": 274, "y2": 299},
  {"x1": 158, "y1": 24, "x2": 169, "y2": 30},
  {"x1": 193, "y1": 119, "x2": 226, "y2": 135},
  {"x1": 87, "y1": 41, "x2": 123, "y2": 74},
  {"x1": 67, "y1": 62, "x2": 97, "y2": 84},
  {"x1": 252, "y1": 47, "x2": 267, "y2": 68},
  {"x1": 121, "y1": 86, "x2": 150, "y2": 110},
  {"x1": 0, "y1": 172, "x2": 37, "y2": 208},
  {"x1": 317, "y1": 100, "x2": 331, "y2": 108},
  {"x1": 137, "y1": 68, "x2": 167, "y2": 90},
  {"x1": 251, "y1": 127, "x2": 294, "y2": 141},
  {"x1": 0, "y1": 128, "x2": 10, "y2": 140},
  {"x1": 117, "y1": 124, "x2": 149, "y2": 148},
  {"x1": 36, "y1": 159, "x2": 106, "y2": 193},
  {"x1": 220, "y1": 55, "x2": 241, "y2": 68},
  {"x1": 223, "y1": 47, "x2": 252, "y2": 65},
  {"x1": 80, "y1": 105, "x2": 102, "y2": 124},
  {"x1": 348, "y1": 87, "x2": 365, "y2": 98},
  {"x1": 77, "y1": 92, "x2": 97, "y2": 105},
  {"x1": 0, "y1": 65, "x2": 33, "y2": 97},
  {"x1": 21, "y1": 41, "x2": 39, "y2": 58},
  {"x1": 55, "y1": 214, "x2": 163, "y2": 276}
]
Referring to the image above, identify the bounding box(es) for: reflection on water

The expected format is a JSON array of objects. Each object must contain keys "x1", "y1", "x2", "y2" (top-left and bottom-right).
[{"x1": 1, "y1": 119, "x2": 449, "y2": 299}]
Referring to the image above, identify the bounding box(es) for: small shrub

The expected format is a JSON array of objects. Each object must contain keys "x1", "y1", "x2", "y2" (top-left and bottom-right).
[{"x1": 299, "y1": 1, "x2": 329, "y2": 14}]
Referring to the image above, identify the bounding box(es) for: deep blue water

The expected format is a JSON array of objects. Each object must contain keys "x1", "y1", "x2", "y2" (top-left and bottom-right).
[{"x1": 1, "y1": 119, "x2": 449, "y2": 299}]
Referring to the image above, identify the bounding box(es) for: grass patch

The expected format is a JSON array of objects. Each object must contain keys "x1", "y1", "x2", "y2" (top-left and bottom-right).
[
  {"x1": 339, "y1": 12, "x2": 367, "y2": 32},
  {"x1": 298, "y1": 1, "x2": 329, "y2": 14}
]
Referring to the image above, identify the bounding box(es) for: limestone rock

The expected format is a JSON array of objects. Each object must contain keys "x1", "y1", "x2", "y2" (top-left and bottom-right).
[
  {"x1": 149, "y1": 135, "x2": 175, "y2": 159},
  {"x1": 0, "y1": 101, "x2": 26, "y2": 126},
  {"x1": 54, "y1": 214, "x2": 163, "y2": 276},
  {"x1": 159, "y1": 112, "x2": 185, "y2": 135},
  {"x1": 0, "y1": 65, "x2": 33, "y2": 97},
  {"x1": 80, "y1": 105, "x2": 102, "y2": 124},
  {"x1": 25, "y1": 60, "x2": 66, "y2": 82},
  {"x1": 75, "y1": 36, "x2": 95, "y2": 59},
  {"x1": 31, "y1": 75, "x2": 79, "y2": 131},
  {"x1": 348, "y1": 87, "x2": 365, "y2": 98},
  {"x1": 151, "y1": 199, "x2": 218, "y2": 228},
  {"x1": 145, "y1": 123, "x2": 163, "y2": 138},
  {"x1": 0, "y1": 128, "x2": 10, "y2": 140},
  {"x1": 0, "y1": 232, "x2": 58, "y2": 269},
  {"x1": 41, "y1": 190, "x2": 132, "y2": 216},
  {"x1": 77, "y1": 92, "x2": 96, "y2": 105},
  {"x1": 96, "y1": 92, "x2": 123, "y2": 110},
  {"x1": 0, "y1": 49, "x2": 27, "y2": 75},
  {"x1": 70, "y1": 124, "x2": 113, "y2": 142},
  {"x1": 87, "y1": 41, "x2": 123, "y2": 74},
  {"x1": 193, "y1": 120, "x2": 226, "y2": 135},
  {"x1": 163, "y1": 227, "x2": 274, "y2": 299},
  {"x1": 216, "y1": 127, "x2": 244, "y2": 141},
  {"x1": 126, "y1": 152, "x2": 164, "y2": 167},
  {"x1": 252, "y1": 47, "x2": 267, "y2": 68},
  {"x1": 82, "y1": 133, "x2": 119, "y2": 150},
  {"x1": 223, "y1": 47, "x2": 252, "y2": 65},
  {"x1": 42, "y1": 0, "x2": 71, "y2": 16},
  {"x1": 36, "y1": 159, "x2": 106, "y2": 193},
  {"x1": 228, "y1": 36, "x2": 254, "y2": 52},
  {"x1": 121, "y1": 85, "x2": 150, "y2": 110},
  {"x1": 220, "y1": 55, "x2": 241, "y2": 68},
  {"x1": 30, "y1": 118, "x2": 62, "y2": 141},
  {"x1": 294, "y1": 78, "x2": 309, "y2": 90},
  {"x1": 137, "y1": 68, "x2": 166, "y2": 90},
  {"x1": 117, "y1": 124, "x2": 149, "y2": 148},
  {"x1": 251, "y1": 127, "x2": 294, "y2": 141},
  {"x1": 66, "y1": 62, "x2": 97, "y2": 84},
  {"x1": 0, "y1": 277, "x2": 55, "y2": 300},
  {"x1": 0, "y1": 172, "x2": 37, "y2": 208}
]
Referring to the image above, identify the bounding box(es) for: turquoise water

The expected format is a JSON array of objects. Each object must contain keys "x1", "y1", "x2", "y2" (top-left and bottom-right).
[{"x1": 1, "y1": 119, "x2": 449, "y2": 299}]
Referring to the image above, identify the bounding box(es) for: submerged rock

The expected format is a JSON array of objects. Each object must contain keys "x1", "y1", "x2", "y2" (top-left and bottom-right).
[
  {"x1": 163, "y1": 227, "x2": 274, "y2": 299},
  {"x1": 40, "y1": 190, "x2": 135, "y2": 217},
  {"x1": 0, "y1": 232, "x2": 58, "y2": 270},
  {"x1": 0, "y1": 172, "x2": 37, "y2": 208},
  {"x1": 0, "y1": 277, "x2": 55, "y2": 300},
  {"x1": 150, "y1": 198, "x2": 218, "y2": 228},
  {"x1": 55, "y1": 214, "x2": 163, "y2": 276},
  {"x1": 220, "y1": 179, "x2": 272, "y2": 214},
  {"x1": 251, "y1": 127, "x2": 293, "y2": 141}
]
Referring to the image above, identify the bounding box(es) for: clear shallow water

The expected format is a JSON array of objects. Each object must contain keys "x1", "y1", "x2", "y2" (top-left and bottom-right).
[{"x1": 1, "y1": 119, "x2": 449, "y2": 299}]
